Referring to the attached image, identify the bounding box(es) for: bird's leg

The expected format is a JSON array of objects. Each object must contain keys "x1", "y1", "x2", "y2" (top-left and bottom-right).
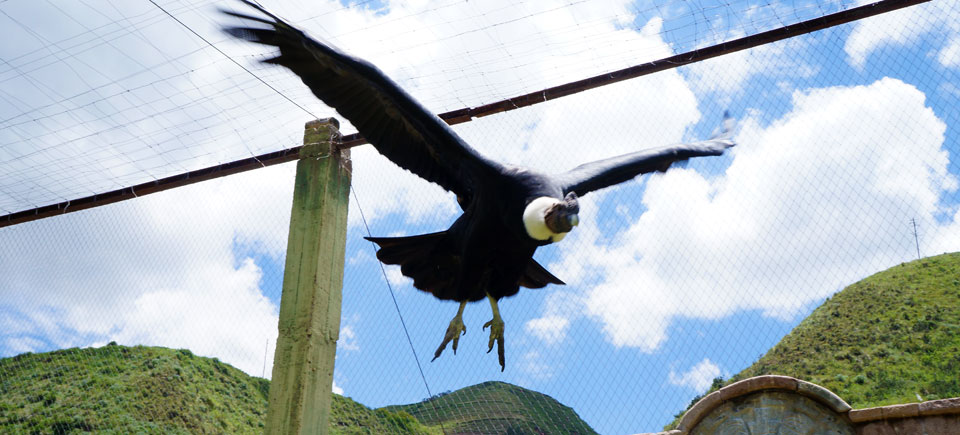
[
  {"x1": 432, "y1": 301, "x2": 468, "y2": 362},
  {"x1": 482, "y1": 294, "x2": 506, "y2": 371}
]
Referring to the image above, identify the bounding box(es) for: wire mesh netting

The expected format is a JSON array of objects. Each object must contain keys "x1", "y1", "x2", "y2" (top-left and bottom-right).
[
  {"x1": 2, "y1": 0, "x2": 960, "y2": 433},
  {"x1": 0, "y1": 0, "x2": 881, "y2": 215}
]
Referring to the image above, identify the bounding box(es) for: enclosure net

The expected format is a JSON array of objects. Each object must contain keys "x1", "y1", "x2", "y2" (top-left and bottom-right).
[
  {"x1": 2, "y1": 0, "x2": 959, "y2": 434},
  {"x1": 0, "y1": 0, "x2": 872, "y2": 216}
]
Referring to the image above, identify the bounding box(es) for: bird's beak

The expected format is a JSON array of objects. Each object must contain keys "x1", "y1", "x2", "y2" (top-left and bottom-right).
[{"x1": 567, "y1": 214, "x2": 579, "y2": 228}]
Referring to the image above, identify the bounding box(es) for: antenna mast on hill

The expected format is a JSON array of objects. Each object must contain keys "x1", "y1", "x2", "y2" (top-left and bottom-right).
[{"x1": 911, "y1": 218, "x2": 921, "y2": 260}]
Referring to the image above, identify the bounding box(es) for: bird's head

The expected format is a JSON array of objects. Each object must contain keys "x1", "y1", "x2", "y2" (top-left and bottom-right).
[
  {"x1": 544, "y1": 192, "x2": 579, "y2": 233},
  {"x1": 523, "y1": 193, "x2": 579, "y2": 243}
]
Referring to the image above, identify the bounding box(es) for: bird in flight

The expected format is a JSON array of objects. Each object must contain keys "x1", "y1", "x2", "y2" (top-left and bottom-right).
[{"x1": 224, "y1": 0, "x2": 734, "y2": 371}]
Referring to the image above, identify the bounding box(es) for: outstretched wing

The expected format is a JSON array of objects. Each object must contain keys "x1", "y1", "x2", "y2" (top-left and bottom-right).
[
  {"x1": 556, "y1": 115, "x2": 735, "y2": 197},
  {"x1": 223, "y1": 1, "x2": 502, "y2": 198}
]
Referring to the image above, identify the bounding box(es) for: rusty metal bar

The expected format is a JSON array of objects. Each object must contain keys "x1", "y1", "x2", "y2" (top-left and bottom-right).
[{"x1": 1, "y1": 148, "x2": 303, "y2": 227}]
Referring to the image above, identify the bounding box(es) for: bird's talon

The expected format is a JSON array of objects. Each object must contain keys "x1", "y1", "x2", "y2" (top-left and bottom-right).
[
  {"x1": 498, "y1": 339, "x2": 505, "y2": 371},
  {"x1": 483, "y1": 316, "x2": 505, "y2": 370},
  {"x1": 432, "y1": 313, "x2": 467, "y2": 362}
]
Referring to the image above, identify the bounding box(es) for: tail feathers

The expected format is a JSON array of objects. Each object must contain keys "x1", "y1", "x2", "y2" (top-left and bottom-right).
[
  {"x1": 519, "y1": 259, "x2": 565, "y2": 289},
  {"x1": 365, "y1": 232, "x2": 459, "y2": 299},
  {"x1": 365, "y1": 232, "x2": 565, "y2": 298},
  {"x1": 365, "y1": 231, "x2": 446, "y2": 265}
]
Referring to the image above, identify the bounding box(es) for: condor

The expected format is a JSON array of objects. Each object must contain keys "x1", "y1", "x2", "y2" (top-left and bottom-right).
[{"x1": 225, "y1": 1, "x2": 734, "y2": 371}]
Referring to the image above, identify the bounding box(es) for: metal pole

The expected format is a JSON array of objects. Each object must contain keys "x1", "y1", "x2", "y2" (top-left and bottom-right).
[{"x1": 912, "y1": 218, "x2": 921, "y2": 260}]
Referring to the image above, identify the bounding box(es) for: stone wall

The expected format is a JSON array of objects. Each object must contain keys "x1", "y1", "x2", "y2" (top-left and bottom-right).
[
  {"x1": 642, "y1": 375, "x2": 960, "y2": 434},
  {"x1": 851, "y1": 399, "x2": 960, "y2": 434}
]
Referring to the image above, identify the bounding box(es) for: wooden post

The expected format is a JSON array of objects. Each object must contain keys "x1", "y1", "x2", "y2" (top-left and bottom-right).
[{"x1": 266, "y1": 118, "x2": 350, "y2": 434}]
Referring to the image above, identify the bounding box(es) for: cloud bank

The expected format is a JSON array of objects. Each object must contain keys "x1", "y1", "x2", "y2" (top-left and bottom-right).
[
  {"x1": 845, "y1": 1, "x2": 960, "y2": 69},
  {"x1": 535, "y1": 77, "x2": 958, "y2": 351},
  {"x1": 0, "y1": 165, "x2": 293, "y2": 376}
]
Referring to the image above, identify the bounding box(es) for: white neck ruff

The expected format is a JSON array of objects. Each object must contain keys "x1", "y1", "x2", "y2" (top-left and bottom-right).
[{"x1": 523, "y1": 197, "x2": 568, "y2": 242}]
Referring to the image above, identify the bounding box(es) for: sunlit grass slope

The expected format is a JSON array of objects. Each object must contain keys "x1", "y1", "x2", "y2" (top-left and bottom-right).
[
  {"x1": 386, "y1": 381, "x2": 597, "y2": 435},
  {"x1": 0, "y1": 344, "x2": 433, "y2": 434},
  {"x1": 0, "y1": 343, "x2": 595, "y2": 434}
]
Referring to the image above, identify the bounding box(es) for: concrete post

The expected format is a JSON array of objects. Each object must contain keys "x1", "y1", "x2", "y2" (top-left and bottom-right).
[{"x1": 266, "y1": 118, "x2": 350, "y2": 434}]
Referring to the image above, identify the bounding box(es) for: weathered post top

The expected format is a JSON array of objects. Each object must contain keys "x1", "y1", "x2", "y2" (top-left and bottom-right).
[{"x1": 300, "y1": 117, "x2": 343, "y2": 157}]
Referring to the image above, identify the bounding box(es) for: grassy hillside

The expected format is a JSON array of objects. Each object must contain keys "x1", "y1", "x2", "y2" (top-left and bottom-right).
[
  {"x1": 1, "y1": 344, "x2": 594, "y2": 434},
  {"x1": 386, "y1": 381, "x2": 597, "y2": 435},
  {"x1": 0, "y1": 344, "x2": 434, "y2": 434},
  {"x1": 666, "y1": 252, "x2": 960, "y2": 429}
]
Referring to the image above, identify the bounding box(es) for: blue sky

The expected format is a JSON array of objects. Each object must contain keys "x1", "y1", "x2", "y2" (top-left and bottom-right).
[{"x1": 2, "y1": 1, "x2": 960, "y2": 433}]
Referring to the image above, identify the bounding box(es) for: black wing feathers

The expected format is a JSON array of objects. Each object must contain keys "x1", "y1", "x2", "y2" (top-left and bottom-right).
[
  {"x1": 558, "y1": 117, "x2": 735, "y2": 197},
  {"x1": 519, "y1": 259, "x2": 565, "y2": 288},
  {"x1": 223, "y1": 1, "x2": 501, "y2": 198}
]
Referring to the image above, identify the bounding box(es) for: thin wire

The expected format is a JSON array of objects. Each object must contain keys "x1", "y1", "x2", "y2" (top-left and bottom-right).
[
  {"x1": 350, "y1": 184, "x2": 448, "y2": 435},
  {"x1": 145, "y1": 0, "x2": 320, "y2": 120}
]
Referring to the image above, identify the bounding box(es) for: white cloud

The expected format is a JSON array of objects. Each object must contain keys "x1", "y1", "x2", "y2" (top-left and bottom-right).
[
  {"x1": 339, "y1": 325, "x2": 360, "y2": 352},
  {"x1": 111, "y1": 258, "x2": 278, "y2": 377},
  {"x1": 686, "y1": 31, "x2": 815, "y2": 99},
  {"x1": 845, "y1": 1, "x2": 960, "y2": 69},
  {"x1": 940, "y1": 36, "x2": 960, "y2": 68},
  {"x1": 384, "y1": 264, "x2": 412, "y2": 289},
  {"x1": 520, "y1": 349, "x2": 556, "y2": 380},
  {"x1": 540, "y1": 77, "x2": 958, "y2": 350},
  {"x1": 349, "y1": 146, "x2": 460, "y2": 228},
  {"x1": 0, "y1": 165, "x2": 291, "y2": 376},
  {"x1": 669, "y1": 358, "x2": 722, "y2": 392},
  {"x1": 524, "y1": 315, "x2": 570, "y2": 345},
  {"x1": 332, "y1": 379, "x2": 344, "y2": 395},
  {"x1": 3, "y1": 336, "x2": 47, "y2": 356},
  {"x1": 927, "y1": 208, "x2": 960, "y2": 255}
]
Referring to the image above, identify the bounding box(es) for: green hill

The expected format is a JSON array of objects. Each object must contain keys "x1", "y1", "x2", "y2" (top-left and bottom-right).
[
  {"x1": 666, "y1": 251, "x2": 960, "y2": 429},
  {"x1": 386, "y1": 381, "x2": 597, "y2": 435},
  {"x1": 0, "y1": 344, "x2": 433, "y2": 434},
  {"x1": 0, "y1": 344, "x2": 594, "y2": 434}
]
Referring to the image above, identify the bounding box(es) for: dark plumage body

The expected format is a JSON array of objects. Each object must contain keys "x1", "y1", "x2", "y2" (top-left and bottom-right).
[
  {"x1": 370, "y1": 166, "x2": 564, "y2": 304},
  {"x1": 224, "y1": 1, "x2": 735, "y2": 369}
]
